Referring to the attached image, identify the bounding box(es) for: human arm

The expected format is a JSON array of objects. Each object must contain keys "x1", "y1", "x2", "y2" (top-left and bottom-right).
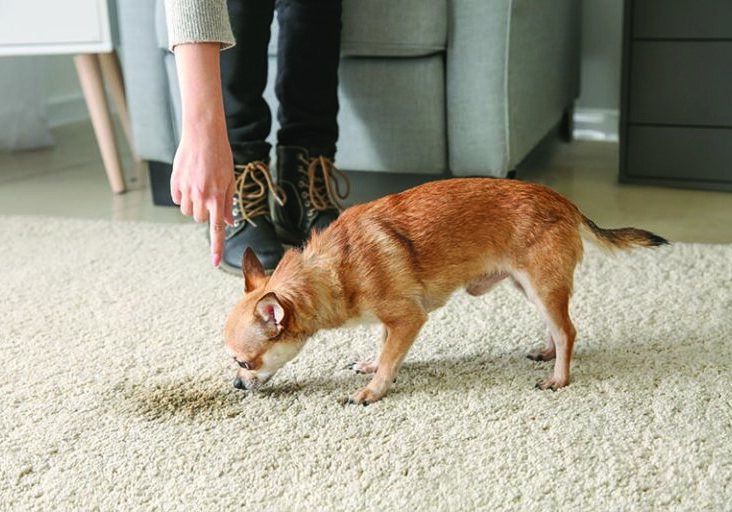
[
  {"x1": 169, "y1": 43, "x2": 234, "y2": 267},
  {"x1": 164, "y1": 0, "x2": 236, "y2": 267}
]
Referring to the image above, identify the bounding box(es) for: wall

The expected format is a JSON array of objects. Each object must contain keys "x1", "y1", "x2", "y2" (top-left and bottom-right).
[
  {"x1": 44, "y1": 55, "x2": 90, "y2": 126},
  {"x1": 578, "y1": 0, "x2": 623, "y2": 110},
  {"x1": 574, "y1": 0, "x2": 624, "y2": 141},
  {"x1": 0, "y1": 56, "x2": 53, "y2": 149}
]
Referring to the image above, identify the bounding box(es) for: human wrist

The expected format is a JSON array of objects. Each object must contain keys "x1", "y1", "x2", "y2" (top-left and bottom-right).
[
  {"x1": 174, "y1": 43, "x2": 228, "y2": 138},
  {"x1": 180, "y1": 107, "x2": 227, "y2": 142}
]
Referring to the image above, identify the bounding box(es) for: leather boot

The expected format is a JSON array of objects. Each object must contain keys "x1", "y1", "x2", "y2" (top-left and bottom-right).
[
  {"x1": 273, "y1": 146, "x2": 350, "y2": 246},
  {"x1": 221, "y1": 150, "x2": 286, "y2": 274}
]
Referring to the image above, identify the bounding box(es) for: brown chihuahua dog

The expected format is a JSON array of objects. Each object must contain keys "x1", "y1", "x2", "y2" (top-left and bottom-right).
[{"x1": 224, "y1": 178, "x2": 668, "y2": 405}]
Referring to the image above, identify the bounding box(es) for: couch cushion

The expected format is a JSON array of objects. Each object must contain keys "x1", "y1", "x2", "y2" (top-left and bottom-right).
[
  {"x1": 272, "y1": 0, "x2": 447, "y2": 57},
  {"x1": 157, "y1": 0, "x2": 448, "y2": 58},
  {"x1": 332, "y1": 56, "x2": 447, "y2": 172},
  {"x1": 262, "y1": 54, "x2": 447, "y2": 173}
]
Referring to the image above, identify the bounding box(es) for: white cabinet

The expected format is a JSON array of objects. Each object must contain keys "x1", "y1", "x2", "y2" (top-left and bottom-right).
[
  {"x1": 0, "y1": 0, "x2": 115, "y2": 55},
  {"x1": 0, "y1": 0, "x2": 133, "y2": 194}
]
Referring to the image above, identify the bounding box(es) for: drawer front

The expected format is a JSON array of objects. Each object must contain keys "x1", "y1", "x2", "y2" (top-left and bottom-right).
[
  {"x1": 628, "y1": 42, "x2": 732, "y2": 126},
  {"x1": 0, "y1": 0, "x2": 112, "y2": 55},
  {"x1": 624, "y1": 126, "x2": 732, "y2": 182},
  {"x1": 633, "y1": 0, "x2": 732, "y2": 39}
]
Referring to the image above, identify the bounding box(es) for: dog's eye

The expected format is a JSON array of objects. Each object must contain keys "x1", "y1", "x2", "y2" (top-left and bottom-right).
[{"x1": 237, "y1": 360, "x2": 252, "y2": 370}]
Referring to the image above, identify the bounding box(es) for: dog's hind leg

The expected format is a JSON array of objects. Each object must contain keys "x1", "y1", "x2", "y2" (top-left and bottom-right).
[
  {"x1": 511, "y1": 275, "x2": 558, "y2": 362},
  {"x1": 527, "y1": 334, "x2": 556, "y2": 362},
  {"x1": 533, "y1": 285, "x2": 576, "y2": 390},
  {"x1": 513, "y1": 271, "x2": 576, "y2": 390}
]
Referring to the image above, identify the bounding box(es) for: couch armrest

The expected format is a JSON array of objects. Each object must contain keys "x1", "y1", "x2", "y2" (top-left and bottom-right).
[
  {"x1": 117, "y1": 0, "x2": 178, "y2": 163},
  {"x1": 447, "y1": 0, "x2": 581, "y2": 177}
]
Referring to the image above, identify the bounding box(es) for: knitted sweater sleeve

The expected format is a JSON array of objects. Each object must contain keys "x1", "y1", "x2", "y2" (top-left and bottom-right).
[{"x1": 163, "y1": 0, "x2": 235, "y2": 51}]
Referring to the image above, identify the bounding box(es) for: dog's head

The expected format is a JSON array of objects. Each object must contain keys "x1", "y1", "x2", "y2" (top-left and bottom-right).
[{"x1": 224, "y1": 248, "x2": 306, "y2": 391}]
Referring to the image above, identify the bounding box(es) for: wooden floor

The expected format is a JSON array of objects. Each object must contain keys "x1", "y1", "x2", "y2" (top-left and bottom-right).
[{"x1": 1, "y1": 120, "x2": 730, "y2": 243}]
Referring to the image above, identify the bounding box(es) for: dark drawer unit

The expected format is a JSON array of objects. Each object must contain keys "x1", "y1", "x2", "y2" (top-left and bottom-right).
[{"x1": 620, "y1": 0, "x2": 732, "y2": 191}]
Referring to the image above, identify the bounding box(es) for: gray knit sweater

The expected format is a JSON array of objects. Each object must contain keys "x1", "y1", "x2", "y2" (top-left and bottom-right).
[{"x1": 163, "y1": 0, "x2": 235, "y2": 50}]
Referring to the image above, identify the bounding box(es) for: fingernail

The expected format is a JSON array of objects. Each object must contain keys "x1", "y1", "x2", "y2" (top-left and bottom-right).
[{"x1": 212, "y1": 253, "x2": 221, "y2": 267}]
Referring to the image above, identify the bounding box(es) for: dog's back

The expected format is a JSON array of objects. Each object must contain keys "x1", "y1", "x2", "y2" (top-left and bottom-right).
[{"x1": 306, "y1": 178, "x2": 585, "y2": 312}]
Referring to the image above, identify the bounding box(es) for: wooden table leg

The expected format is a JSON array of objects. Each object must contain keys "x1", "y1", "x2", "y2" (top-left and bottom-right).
[
  {"x1": 99, "y1": 51, "x2": 141, "y2": 164},
  {"x1": 74, "y1": 53, "x2": 126, "y2": 194}
]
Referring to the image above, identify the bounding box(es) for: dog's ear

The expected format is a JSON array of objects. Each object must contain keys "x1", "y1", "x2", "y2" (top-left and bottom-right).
[
  {"x1": 255, "y1": 292, "x2": 286, "y2": 338},
  {"x1": 242, "y1": 247, "x2": 267, "y2": 293}
]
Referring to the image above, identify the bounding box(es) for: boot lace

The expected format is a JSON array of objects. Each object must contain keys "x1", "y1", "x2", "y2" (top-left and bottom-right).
[
  {"x1": 298, "y1": 155, "x2": 350, "y2": 212},
  {"x1": 232, "y1": 161, "x2": 286, "y2": 228}
]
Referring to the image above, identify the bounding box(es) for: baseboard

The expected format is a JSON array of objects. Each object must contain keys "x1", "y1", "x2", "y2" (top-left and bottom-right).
[{"x1": 573, "y1": 108, "x2": 619, "y2": 142}]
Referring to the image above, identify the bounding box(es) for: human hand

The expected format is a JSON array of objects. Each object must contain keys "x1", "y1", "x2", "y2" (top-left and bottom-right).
[{"x1": 170, "y1": 126, "x2": 234, "y2": 267}]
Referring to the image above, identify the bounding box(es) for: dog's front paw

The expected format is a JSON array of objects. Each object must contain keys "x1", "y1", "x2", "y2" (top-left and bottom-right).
[
  {"x1": 535, "y1": 376, "x2": 569, "y2": 391},
  {"x1": 527, "y1": 347, "x2": 556, "y2": 362},
  {"x1": 345, "y1": 360, "x2": 378, "y2": 375},
  {"x1": 346, "y1": 387, "x2": 383, "y2": 406}
]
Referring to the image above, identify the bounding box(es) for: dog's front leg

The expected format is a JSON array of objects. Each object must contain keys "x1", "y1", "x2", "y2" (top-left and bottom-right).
[
  {"x1": 347, "y1": 325, "x2": 387, "y2": 375},
  {"x1": 349, "y1": 309, "x2": 426, "y2": 405}
]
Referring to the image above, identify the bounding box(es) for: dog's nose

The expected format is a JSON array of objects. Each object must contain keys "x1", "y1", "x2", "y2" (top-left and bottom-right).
[{"x1": 233, "y1": 377, "x2": 246, "y2": 390}]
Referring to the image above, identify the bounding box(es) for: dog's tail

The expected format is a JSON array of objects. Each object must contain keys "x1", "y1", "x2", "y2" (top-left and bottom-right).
[{"x1": 580, "y1": 214, "x2": 669, "y2": 251}]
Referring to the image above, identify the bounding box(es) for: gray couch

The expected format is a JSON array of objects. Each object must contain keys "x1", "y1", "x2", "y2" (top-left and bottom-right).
[{"x1": 117, "y1": 0, "x2": 581, "y2": 201}]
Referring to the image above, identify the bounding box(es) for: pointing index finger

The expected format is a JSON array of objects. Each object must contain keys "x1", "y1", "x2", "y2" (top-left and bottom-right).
[{"x1": 209, "y1": 202, "x2": 227, "y2": 267}]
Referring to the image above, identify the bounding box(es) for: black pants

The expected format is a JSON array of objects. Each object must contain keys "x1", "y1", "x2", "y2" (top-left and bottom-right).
[{"x1": 221, "y1": 0, "x2": 342, "y2": 160}]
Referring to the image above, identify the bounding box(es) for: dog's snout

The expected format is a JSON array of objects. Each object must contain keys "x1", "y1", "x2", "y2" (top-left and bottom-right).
[
  {"x1": 232, "y1": 372, "x2": 273, "y2": 391},
  {"x1": 232, "y1": 374, "x2": 264, "y2": 391},
  {"x1": 233, "y1": 376, "x2": 246, "y2": 390}
]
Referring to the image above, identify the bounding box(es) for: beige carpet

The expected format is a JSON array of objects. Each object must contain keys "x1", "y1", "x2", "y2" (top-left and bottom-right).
[{"x1": 1, "y1": 216, "x2": 731, "y2": 511}]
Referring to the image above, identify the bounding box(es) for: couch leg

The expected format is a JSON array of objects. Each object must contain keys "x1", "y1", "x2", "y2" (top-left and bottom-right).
[
  {"x1": 559, "y1": 105, "x2": 574, "y2": 143},
  {"x1": 148, "y1": 161, "x2": 176, "y2": 207}
]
